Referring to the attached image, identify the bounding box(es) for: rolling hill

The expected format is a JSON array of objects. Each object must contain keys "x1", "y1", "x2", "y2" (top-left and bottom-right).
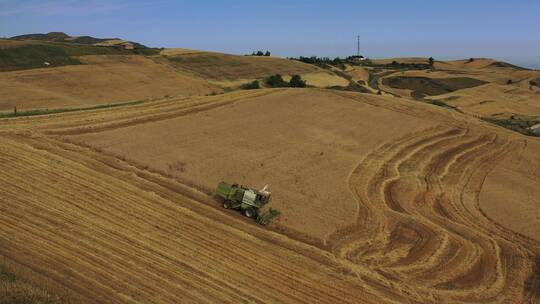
[{"x1": 0, "y1": 39, "x2": 350, "y2": 112}]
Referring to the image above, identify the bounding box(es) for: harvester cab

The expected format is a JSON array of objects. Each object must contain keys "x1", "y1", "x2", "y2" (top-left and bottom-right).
[{"x1": 216, "y1": 181, "x2": 278, "y2": 224}]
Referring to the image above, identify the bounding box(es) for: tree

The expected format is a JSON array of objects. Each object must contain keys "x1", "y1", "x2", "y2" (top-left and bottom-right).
[
  {"x1": 428, "y1": 57, "x2": 435, "y2": 67},
  {"x1": 468, "y1": 58, "x2": 475, "y2": 63},
  {"x1": 256, "y1": 50, "x2": 264, "y2": 56},
  {"x1": 507, "y1": 79, "x2": 513, "y2": 85},
  {"x1": 264, "y1": 51, "x2": 271, "y2": 56},
  {"x1": 266, "y1": 74, "x2": 288, "y2": 87},
  {"x1": 289, "y1": 75, "x2": 307, "y2": 88},
  {"x1": 241, "y1": 80, "x2": 260, "y2": 90}
]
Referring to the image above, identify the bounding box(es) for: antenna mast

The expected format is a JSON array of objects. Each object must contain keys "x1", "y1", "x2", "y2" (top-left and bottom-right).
[{"x1": 357, "y1": 35, "x2": 360, "y2": 57}]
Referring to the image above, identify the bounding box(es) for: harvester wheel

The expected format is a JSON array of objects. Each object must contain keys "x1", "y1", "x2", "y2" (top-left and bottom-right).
[
  {"x1": 222, "y1": 201, "x2": 231, "y2": 209},
  {"x1": 244, "y1": 208, "x2": 257, "y2": 218}
]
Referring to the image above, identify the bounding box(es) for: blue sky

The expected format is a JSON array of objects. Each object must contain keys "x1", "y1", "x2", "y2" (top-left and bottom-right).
[{"x1": 1, "y1": 0, "x2": 538, "y2": 68}]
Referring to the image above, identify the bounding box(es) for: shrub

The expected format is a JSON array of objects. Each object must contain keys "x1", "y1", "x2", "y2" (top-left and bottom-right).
[
  {"x1": 289, "y1": 75, "x2": 306, "y2": 88},
  {"x1": 256, "y1": 51, "x2": 264, "y2": 56},
  {"x1": 264, "y1": 51, "x2": 271, "y2": 56},
  {"x1": 241, "y1": 80, "x2": 260, "y2": 90},
  {"x1": 428, "y1": 57, "x2": 434, "y2": 67},
  {"x1": 265, "y1": 74, "x2": 288, "y2": 87},
  {"x1": 507, "y1": 79, "x2": 513, "y2": 85},
  {"x1": 468, "y1": 58, "x2": 475, "y2": 63}
]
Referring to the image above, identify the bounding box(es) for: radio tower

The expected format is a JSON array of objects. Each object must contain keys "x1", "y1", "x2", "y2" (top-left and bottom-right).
[{"x1": 357, "y1": 35, "x2": 360, "y2": 57}]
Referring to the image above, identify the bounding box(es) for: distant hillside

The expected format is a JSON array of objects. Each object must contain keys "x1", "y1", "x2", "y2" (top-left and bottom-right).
[
  {"x1": 11, "y1": 31, "x2": 71, "y2": 41},
  {"x1": 1, "y1": 32, "x2": 159, "y2": 71},
  {"x1": 10, "y1": 32, "x2": 149, "y2": 49}
]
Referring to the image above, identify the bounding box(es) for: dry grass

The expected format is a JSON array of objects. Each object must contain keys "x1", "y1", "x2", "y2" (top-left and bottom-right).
[
  {"x1": 0, "y1": 281, "x2": 63, "y2": 304},
  {"x1": 162, "y1": 51, "x2": 319, "y2": 80},
  {"x1": 283, "y1": 72, "x2": 349, "y2": 87},
  {"x1": 0, "y1": 55, "x2": 221, "y2": 111}
]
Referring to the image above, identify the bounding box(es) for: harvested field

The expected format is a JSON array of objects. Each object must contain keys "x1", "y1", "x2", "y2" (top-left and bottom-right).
[
  {"x1": 0, "y1": 55, "x2": 220, "y2": 111},
  {"x1": 427, "y1": 83, "x2": 540, "y2": 117},
  {"x1": 0, "y1": 134, "x2": 378, "y2": 304},
  {"x1": 480, "y1": 139, "x2": 540, "y2": 240},
  {"x1": 69, "y1": 89, "x2": 438, "y2": 240},
  {"x1": 162, "y1": 51, "x2": 319, "y2": 80},
  {"x1": 372, "y1": 62, "x2": 540, "y2": 124},
  {"x1": 0, "y1": 88, "x2": 539, "y2": 303}
]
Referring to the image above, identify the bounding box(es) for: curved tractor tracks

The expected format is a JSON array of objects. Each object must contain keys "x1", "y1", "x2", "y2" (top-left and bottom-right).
[{"x1": 328, "y1": 126, "x2": 540, "y2": 303}]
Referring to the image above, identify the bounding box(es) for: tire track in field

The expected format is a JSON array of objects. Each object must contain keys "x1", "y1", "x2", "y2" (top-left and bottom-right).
[
  {"x1": 44, "y1": 89, "x2": 278, "y2": 136},
  {"x1": 327, "y1": 126, "x2": 540, "y2": 303}
]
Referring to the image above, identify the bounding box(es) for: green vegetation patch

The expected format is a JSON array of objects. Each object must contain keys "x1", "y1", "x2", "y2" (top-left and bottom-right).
[
  {"x1": 383, "y1": 76, "x2": 487, "y2": 99},
  {"x1": 327, "y1": 82, "x2": 371, "y2": 93},
  {"x1": 481, "y1": 115, "x2": 540, "y2": 137},
  {"x1": 289, "y1": 56, "x2": 345, "y2": 70},
  {"x1": 0, "y1": 266, "x2": 16, "y2": 283},
  {"x1": 0, "y1": 44, "x2": 82, "y2": 71},
  {"x1": 241, "y1": 80, "x2": 260, "y2": 90},
  {"x1": 0, "y1": 42, "x2": 159, "y2": 71},
  {"x1": 264, "y1": 74, "x2": 307, "y2": 88}
]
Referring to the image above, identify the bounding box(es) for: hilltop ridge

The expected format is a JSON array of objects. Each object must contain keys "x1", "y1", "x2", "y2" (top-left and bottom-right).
[{"x1": 10, "y1": 31, "x2": 149, "y2": 49}]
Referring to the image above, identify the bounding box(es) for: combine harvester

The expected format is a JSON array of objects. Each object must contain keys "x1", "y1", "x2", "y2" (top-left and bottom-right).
[{"x1": 216, "y1": 182, "x2": 280, "y2": 225}]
